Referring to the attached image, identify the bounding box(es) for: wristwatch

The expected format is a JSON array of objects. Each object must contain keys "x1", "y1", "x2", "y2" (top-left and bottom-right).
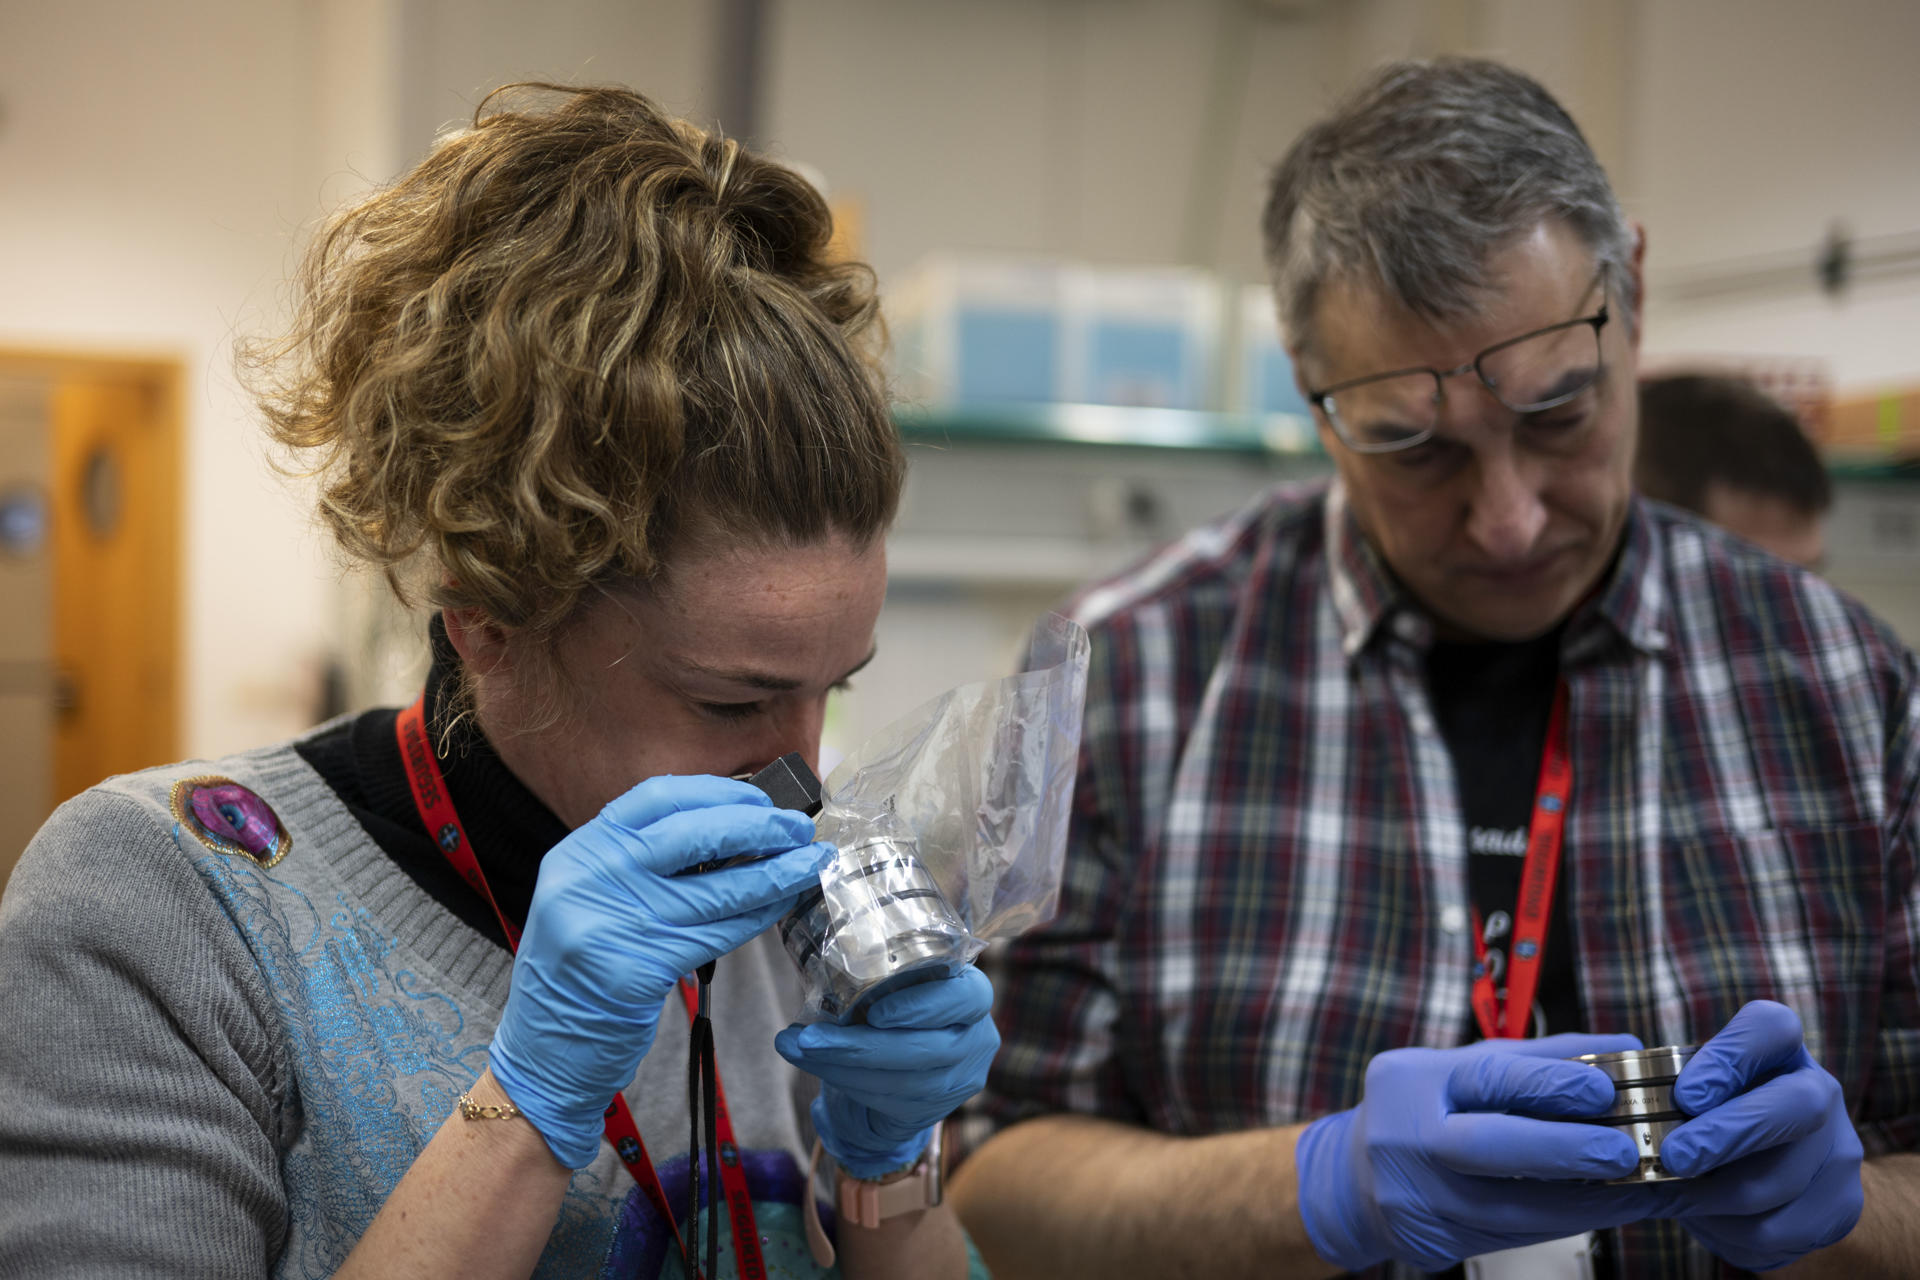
[
  {"x1": 804, "y1": 1125, "x2": 945, "y2": 1266},
  {"x1": 836, "y1": 1122, "x2": 944, "y2": 1228}
]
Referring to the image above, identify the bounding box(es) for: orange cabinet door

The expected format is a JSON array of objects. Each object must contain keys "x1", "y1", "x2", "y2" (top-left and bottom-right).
[{"x1": 49, "y1": 373, "x2": 182, "y2": 807}]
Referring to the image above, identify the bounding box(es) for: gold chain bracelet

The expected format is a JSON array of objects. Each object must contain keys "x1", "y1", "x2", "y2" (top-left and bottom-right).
[{"x1": 457, "y1": 1093, "x2": 522, "y2": 1121}]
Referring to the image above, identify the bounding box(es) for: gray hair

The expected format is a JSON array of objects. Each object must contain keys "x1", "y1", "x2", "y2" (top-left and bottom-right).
[{"x1": 1262, "y1": 57, "x2": 1636, "y2": 360}]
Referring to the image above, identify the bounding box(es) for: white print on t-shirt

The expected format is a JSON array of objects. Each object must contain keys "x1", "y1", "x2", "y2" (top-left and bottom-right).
[{"x1": 1469, "y1": 826, "x2": 1528, "y2": 856}]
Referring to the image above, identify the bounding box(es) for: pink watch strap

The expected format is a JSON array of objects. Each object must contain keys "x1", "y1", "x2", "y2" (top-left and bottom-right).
[
  {"x1": 838, "y1": 1162, "x2": 936, "y2": 1228},
  {"x1": 804, "y1": 1132, "x2": 942, "y2": 1267}
]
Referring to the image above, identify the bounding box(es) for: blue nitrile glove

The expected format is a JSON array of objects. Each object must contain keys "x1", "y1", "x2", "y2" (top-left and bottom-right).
[
  {"x1": 1294, "y1": 1033, "x2": 1674, "y2": 1272},
  {"x1": 1650, "y1": 1000, "x2": 1863, "y2": 1271},
  {"x1": 489, "y1": 775, "x2": 831, "y2": 1168},
  {"x1": 773, "y1": 965, "x2": 999, "y2": 1179}
]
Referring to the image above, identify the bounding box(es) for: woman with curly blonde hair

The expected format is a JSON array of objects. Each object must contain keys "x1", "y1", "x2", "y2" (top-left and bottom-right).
[{"x1": 0, "y1": 85, "x2": 993, "y2": 1280}]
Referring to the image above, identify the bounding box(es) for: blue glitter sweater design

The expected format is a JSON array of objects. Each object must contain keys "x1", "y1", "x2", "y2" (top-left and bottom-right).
[
  {"x1": 113, "y1": 740, "x2": 815, "y2": 1277},
  {"x1": 191, "y1": 838, "x2": 627, "y2": 1278}
]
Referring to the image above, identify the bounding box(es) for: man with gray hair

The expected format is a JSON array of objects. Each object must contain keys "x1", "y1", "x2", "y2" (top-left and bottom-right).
[{"x1": 951, "y1": 58, "x2": 1917, "y2": 1278}]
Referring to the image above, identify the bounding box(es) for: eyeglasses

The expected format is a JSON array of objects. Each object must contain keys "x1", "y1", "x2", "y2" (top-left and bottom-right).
[{"x1": 1307, "y1": 283, "x2": 1611, "y2": 455}]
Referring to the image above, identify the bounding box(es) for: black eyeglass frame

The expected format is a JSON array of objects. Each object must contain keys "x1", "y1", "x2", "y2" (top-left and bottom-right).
[{"x1": 1306, "y1": 286, "x2": 1613, "y2": 455}]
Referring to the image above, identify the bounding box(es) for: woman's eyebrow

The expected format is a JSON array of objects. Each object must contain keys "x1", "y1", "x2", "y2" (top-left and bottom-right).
[
  {"x1": 837, "y1": 646, "x2": 879, "y2": 683},
  {"x1": 680, "y1": 646, "x2": 878, "y2": 692}
]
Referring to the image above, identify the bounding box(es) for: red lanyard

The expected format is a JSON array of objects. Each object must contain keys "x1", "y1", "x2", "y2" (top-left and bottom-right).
[
  {"x1": 1468, "y1": 680, "x2": 1573, "y2": 1041},
  {"x1": 396, "y1": 697, "x2": 765, "y2": 1280}
]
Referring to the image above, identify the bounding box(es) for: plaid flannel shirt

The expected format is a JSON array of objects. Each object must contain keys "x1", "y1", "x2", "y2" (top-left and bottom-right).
[{"x1": 962, "y1": 481, "x2": 1920, "y2": 1279}]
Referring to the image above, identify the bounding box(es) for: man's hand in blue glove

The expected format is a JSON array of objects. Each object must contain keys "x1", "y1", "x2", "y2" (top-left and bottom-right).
[
  {"x1": 1294, "y1": 1033, "x2": 1672, "y2": 1273},
  {"x1": 773, "y1": 966, "x2": 999, "y2": 1179},
  {"x1": 1651, "y1": 1000, "x2": 1863, "y2": 1271},
  {"x1": 490, "y1": 775, "x2": 831, "y2": 1168}
]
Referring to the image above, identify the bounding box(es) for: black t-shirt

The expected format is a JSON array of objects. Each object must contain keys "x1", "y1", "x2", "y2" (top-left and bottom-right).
[
  {"x1": 293, "y1": 617, "x2": 567, "y2": 948},
  {"x1": 1425, "y1": 626, "x2": 1583, "y2": 1042}
]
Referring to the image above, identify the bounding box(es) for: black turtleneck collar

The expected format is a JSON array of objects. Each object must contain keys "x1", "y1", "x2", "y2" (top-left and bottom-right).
[{"x1": 295, "y1": 614, "x2": 570, "y2": 950}]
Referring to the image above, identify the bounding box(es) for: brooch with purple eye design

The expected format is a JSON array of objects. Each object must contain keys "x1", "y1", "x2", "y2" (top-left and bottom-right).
[{"x1": 169, "y1": 775, "x2": 292, "y2": 868}]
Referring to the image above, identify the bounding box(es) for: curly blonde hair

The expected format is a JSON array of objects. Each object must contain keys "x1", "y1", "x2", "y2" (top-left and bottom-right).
[{"x1": 248, "y1": 83, "x2": 902, "y2": 645}]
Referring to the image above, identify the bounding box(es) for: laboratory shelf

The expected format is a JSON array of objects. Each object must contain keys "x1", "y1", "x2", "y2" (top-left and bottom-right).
[
  {"x1": 895, "y1": 402, "x2": 1920, "y2": 483},
  {"x1": 894, "y1": 402, "x2": 1320, "y2": 457},
  {"x1": 1828, "y1": 457, "x2": 1920, "y2": 484}
]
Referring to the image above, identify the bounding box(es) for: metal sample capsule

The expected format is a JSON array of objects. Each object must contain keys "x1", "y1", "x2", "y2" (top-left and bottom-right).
[
  {"x1": 780, "y1": 834, "x2": 970, "y2": 1023},
  {"x1": 1571, "y1": 1045, "x2": 1698, "y2": 1183}
]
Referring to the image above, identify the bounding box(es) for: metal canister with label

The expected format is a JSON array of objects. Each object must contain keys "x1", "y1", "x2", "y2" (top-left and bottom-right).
[
  {"x1": 1570, "y1": 1045, "x2": 1698, "y2": 1183},
  {"x1": 779, "y1": 832, "x2": 971, "y2": 1022}
]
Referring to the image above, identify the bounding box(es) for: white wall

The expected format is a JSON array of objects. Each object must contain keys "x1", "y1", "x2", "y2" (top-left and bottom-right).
[
  {"x1": 394, "y1": 0, "x2": 711, "y2": 161},
  {"x1": 0, "y1": 0, "x2": 338, "y2": 758},
  {"x1": 1630, "y1": 0, "x2": 1920, "y2": 392},
  {"x1": 764, "y1": 0, "x2": 1345, "y2": 288},
  {"x1": 1632, "y1": 0, "x2": 1920, "y2": 273}
]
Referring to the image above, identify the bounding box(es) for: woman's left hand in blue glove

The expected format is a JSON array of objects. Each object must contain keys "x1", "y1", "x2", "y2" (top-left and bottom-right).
[
  {"x1": 773, "y1": 966, "x2": 999, "y2": 1179},
  {"x1": 1651, "y1": 1000, "x2": 1863, "y2": 1271}
]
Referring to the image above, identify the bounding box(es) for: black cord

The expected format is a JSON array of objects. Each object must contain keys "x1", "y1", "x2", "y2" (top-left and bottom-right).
[
  {"x1": 701, "y1": 1014, "x2": 720, "y2": 1276},
  {"x1": 686, "y1": 962, "x2": 720, "y2": 1280}
]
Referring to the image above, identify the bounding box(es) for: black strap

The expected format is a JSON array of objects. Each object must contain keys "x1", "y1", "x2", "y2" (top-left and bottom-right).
[{"x1": 686, "y1": 964, "x2": 721, "y2": 1280}]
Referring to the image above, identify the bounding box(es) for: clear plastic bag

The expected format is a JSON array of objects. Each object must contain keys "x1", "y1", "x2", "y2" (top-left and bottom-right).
[{"x1": 784, "y1": 612, "x2": 1091, "y2": 1022}]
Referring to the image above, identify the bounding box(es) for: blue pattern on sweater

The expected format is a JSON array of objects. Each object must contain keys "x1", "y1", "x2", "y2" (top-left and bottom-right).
[{"x1": 191, "y1": 849, "x2": 622, "y2": 1278}]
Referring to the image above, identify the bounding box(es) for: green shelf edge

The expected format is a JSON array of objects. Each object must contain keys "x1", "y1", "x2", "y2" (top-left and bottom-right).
[
  {"x1": 896, "y1": 403, "x2": 1919, "y2": 481},
  {"x1": 1828, "y1": 458, "x2": 1920, "y2": 484},
  {"x1": 894, "y1": 402, "x2": 1322, "y2": 458}
]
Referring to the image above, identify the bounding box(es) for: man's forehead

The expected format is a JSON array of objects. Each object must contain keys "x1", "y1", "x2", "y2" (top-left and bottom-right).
[{"x1": 1301, "y1": 222, "x2": 1599, "y2": 386}]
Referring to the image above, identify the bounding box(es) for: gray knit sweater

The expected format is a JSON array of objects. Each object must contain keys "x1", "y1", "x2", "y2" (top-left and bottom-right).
[{"x1": 0, "y1": 739, "x2": 819, "y2": 1279}]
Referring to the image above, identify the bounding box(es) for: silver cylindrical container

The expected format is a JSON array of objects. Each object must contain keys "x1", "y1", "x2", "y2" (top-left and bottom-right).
[
  {"x1": 780, "y1": 835, "x2": 971, "y2": 1023},
  {"x1": 1571, "y1": 1045, "x2": 1698, "y2": 1183}
]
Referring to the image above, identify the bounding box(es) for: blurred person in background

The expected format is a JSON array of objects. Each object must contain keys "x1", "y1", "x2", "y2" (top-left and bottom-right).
[
  {"x1": 0, "y1": 85, "x2": 994, "y2": 1280},
  {"x1": 952, "y1": 58, "x2": 1916, "y2": 1279},
  {"x1": 1636, "y1": 372, "x2": 1833, "y2": 570}
]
